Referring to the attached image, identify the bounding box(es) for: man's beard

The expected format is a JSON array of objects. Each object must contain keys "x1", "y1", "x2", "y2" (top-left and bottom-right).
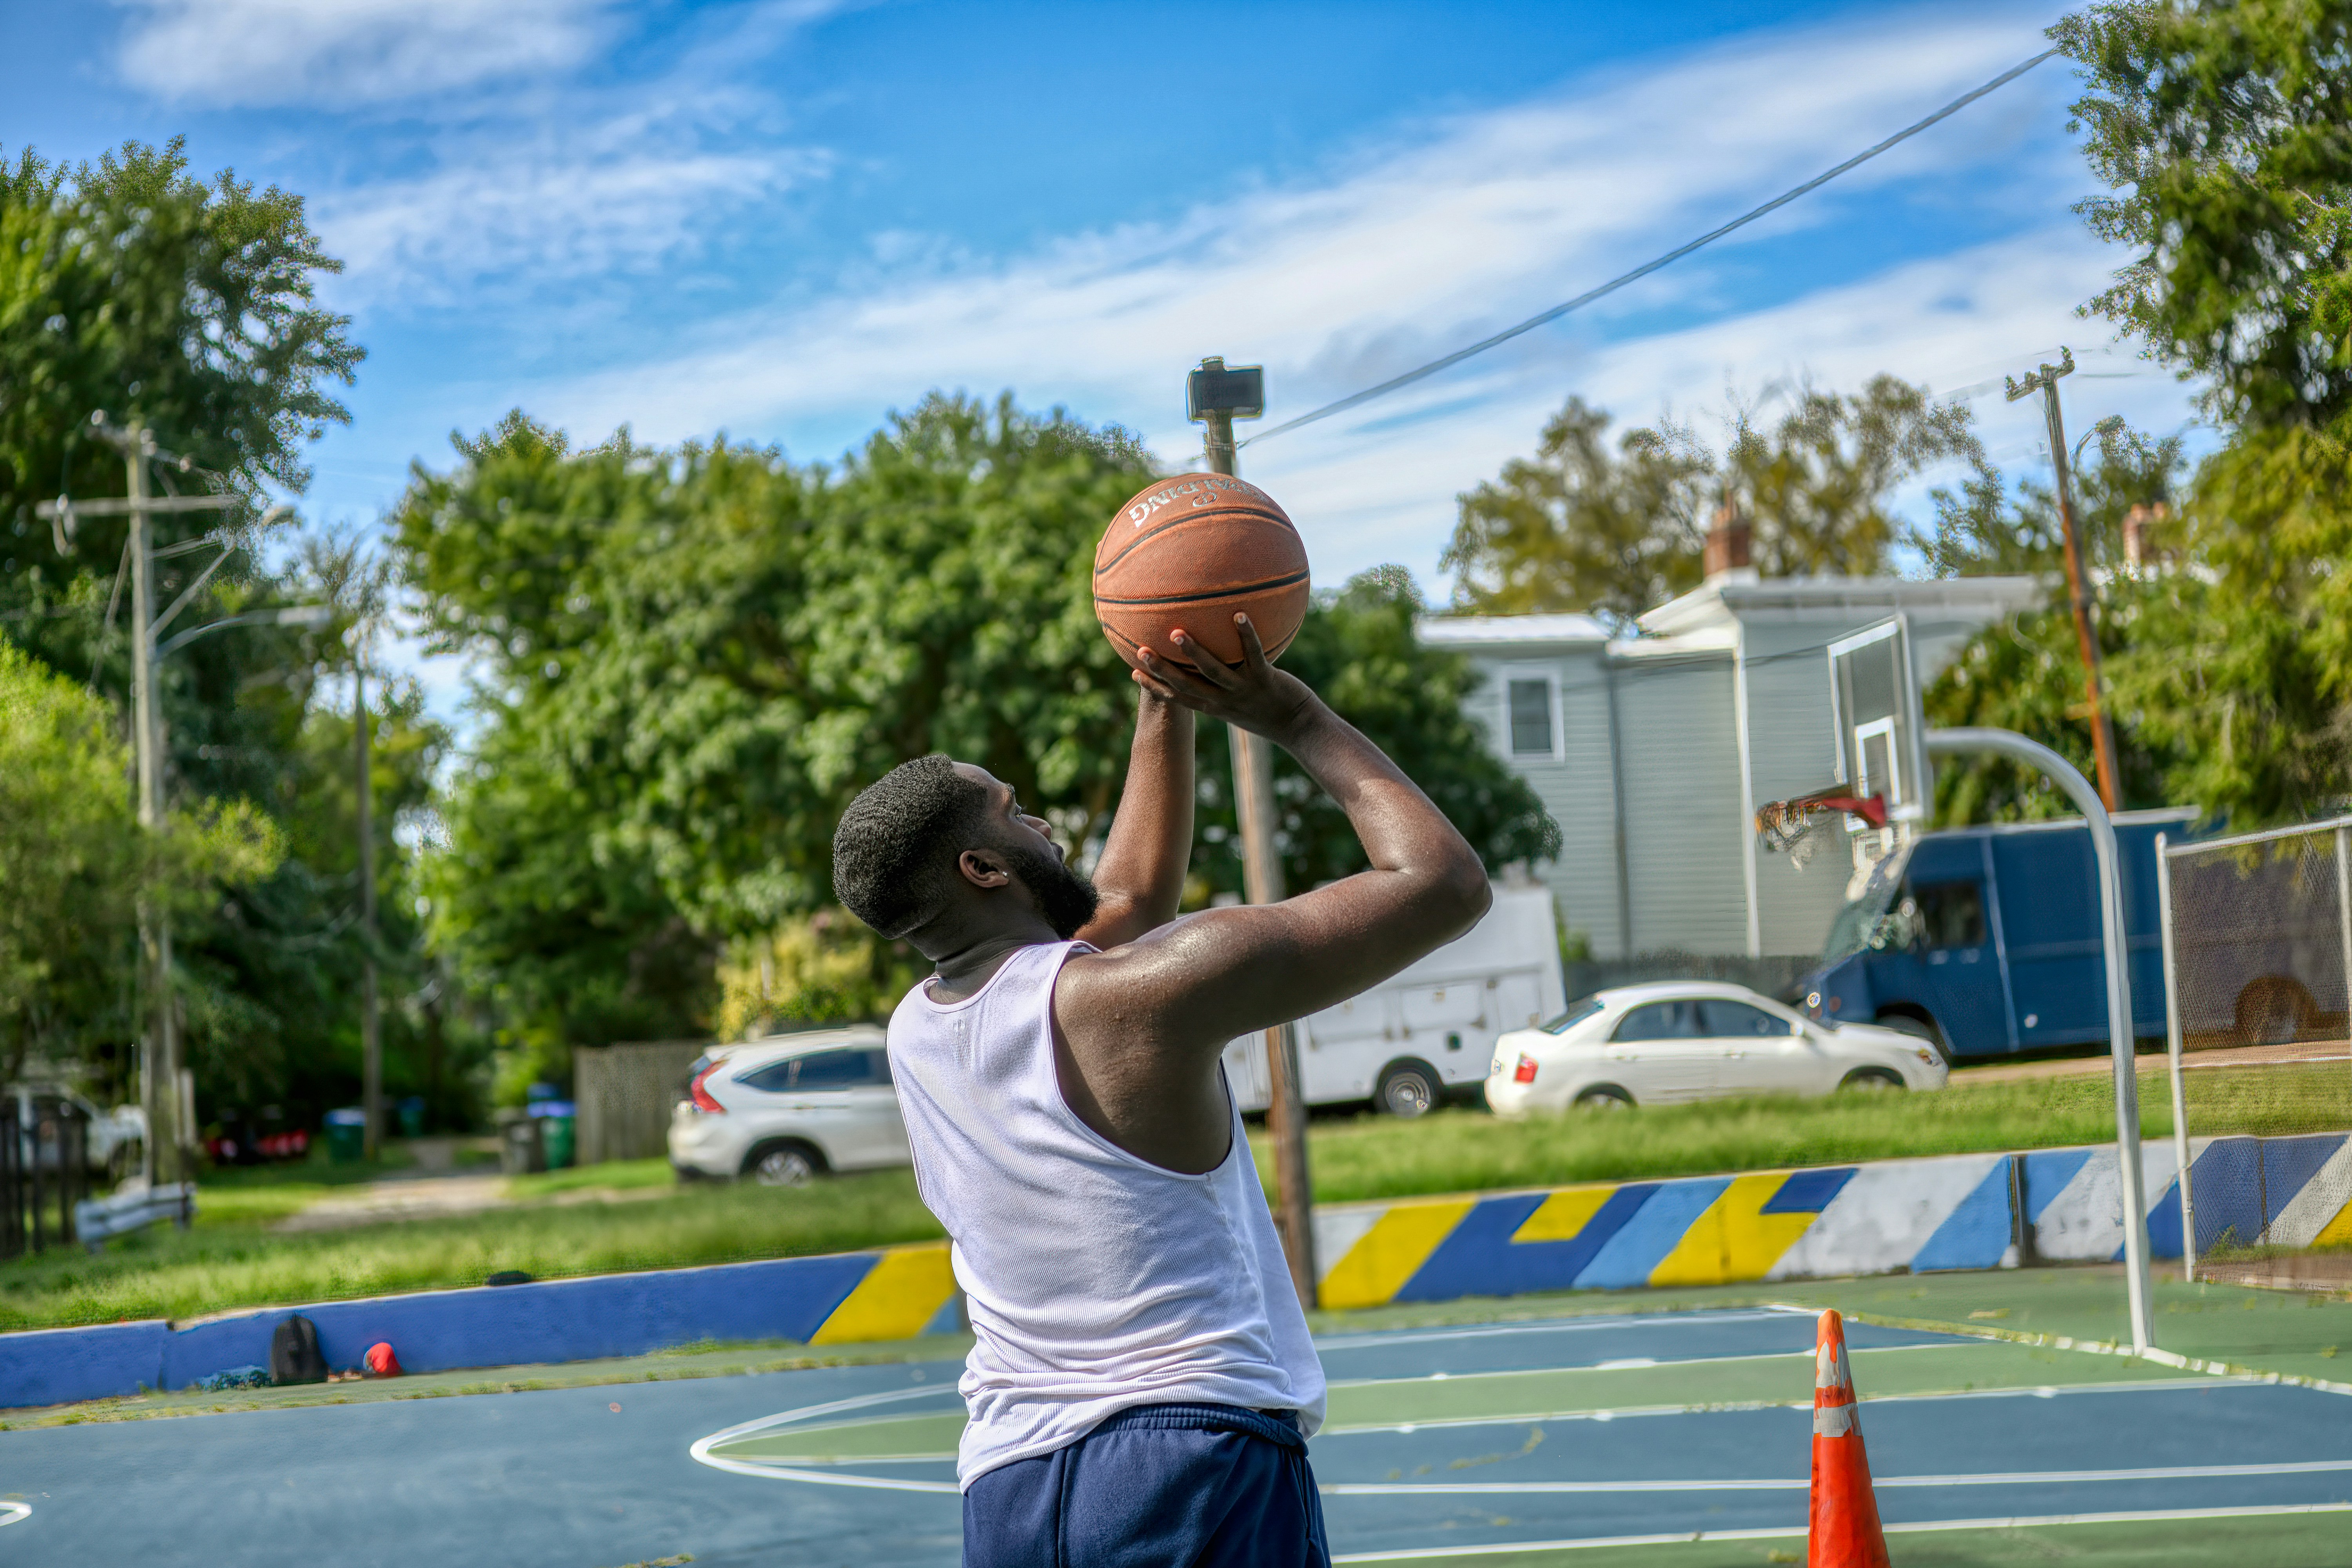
[{"x1": 1001, "y1": 839, "x2": 1100, "y2": 939}]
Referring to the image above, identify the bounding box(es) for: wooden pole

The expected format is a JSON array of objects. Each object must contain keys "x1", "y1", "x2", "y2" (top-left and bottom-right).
[{"x1": 1200, "y1": 395, "x2": 1318, "y2": 1306}]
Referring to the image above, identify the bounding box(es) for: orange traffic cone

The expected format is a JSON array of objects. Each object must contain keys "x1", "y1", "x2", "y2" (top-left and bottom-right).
[{"x1": 1809, "y1": 1309, "x2": 1891, "y2": 1568}]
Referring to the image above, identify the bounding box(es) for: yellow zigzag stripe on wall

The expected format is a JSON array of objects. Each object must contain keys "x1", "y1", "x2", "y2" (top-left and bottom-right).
[
  {"x1": 1319, "y1": 1200, "x2": 1477, "y2": 1309},
  {"x1": 1647, "y1": 1171, "x2": 1816, "y2": 1287},
  {"x1": 1512, "y1": 1184, "x2": 1618, "y2": 1243},
  {"x1": 809, "y1": 1244, "x2": 958, "y2": 1344},
  {"x1": 2316, "y1": 1195, "x2": 2352, "y2": 1249}
]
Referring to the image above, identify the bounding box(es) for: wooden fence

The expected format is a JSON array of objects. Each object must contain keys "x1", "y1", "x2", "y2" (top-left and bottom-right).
[{"x1": 573, "y1": 1042, "x2": 708, "y2": 1166}]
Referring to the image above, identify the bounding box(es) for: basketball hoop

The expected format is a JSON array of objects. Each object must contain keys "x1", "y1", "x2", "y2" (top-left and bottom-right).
[{"x1": 1755, "y1": 787, "x2": 1887, "y2": 869}]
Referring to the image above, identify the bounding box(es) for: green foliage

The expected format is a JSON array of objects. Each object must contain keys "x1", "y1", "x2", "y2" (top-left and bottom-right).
[
  {"x1": 1923, "y1": 423, "x2": 2193, "y2": 822},
  {"x1": 1189, "y1": 566, "x2": 1563, "y2": 902},
  {"x1": 0, "y1": 641, "x2": 281, "y2": 1080},
  {"x1": 401, "y1": 396, "x2": 1158, "y2": 1067},
  {"x1": 403, "y1": 401, "x2": 1561, "y2": 1054},
  {"x1": 2056, "y1": 0, "x2": 2352, "y2": 437},
  {"x1": 1936, "y1": 4, "x2": 2352, "y2": 828},
  {"x1": 1442, "y1": 377, "x2": 1983, "y2": 622}
]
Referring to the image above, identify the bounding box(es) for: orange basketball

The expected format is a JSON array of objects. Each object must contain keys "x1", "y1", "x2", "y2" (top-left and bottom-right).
[{"x1": 1094, "y1": 472, "x2": 1309, "y2": 672}]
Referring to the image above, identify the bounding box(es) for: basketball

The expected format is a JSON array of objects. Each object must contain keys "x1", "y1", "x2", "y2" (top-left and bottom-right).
[{"x1": 1094, "y1": 472, "x2": 1309, "y2": 672}]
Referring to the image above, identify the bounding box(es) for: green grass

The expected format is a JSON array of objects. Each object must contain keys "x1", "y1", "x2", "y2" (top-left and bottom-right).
[
  {"x1": 0, "y1": 1170, "x2": 944, "y2": 1332},
  {"x1": 1266, "y1": 1062, "x2": 2352, "y2": 1204},
  {"x1": 504, "y1": 1156, "x2": 679, "y2": 1198}
]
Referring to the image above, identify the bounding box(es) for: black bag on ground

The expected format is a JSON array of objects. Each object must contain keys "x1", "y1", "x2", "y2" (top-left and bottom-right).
[{"x1": 269, "y1": 1314, "x2": 326, "y2": 1385}]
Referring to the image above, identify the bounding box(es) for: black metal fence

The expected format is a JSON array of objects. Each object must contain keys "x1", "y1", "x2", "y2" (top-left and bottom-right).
[{"x1": 2, "y1": 1095, "x2": 89, "y2": 1260}]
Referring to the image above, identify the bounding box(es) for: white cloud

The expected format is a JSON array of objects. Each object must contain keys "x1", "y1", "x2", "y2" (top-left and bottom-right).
[
  {"x1": 114, "y1": 0, "x2": 613, "y2": 106},
  {"x1": 498, "y1": 9, "x2": 2131, "y2": 587},
  {"x1": 315, "y1": 116, "x2": 826, "y2": 303}
]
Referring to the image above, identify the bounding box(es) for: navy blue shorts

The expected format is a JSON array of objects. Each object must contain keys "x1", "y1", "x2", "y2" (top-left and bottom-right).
[{"x1": 962, "y1": 1403, "x2": 1330, "y2": 1568}]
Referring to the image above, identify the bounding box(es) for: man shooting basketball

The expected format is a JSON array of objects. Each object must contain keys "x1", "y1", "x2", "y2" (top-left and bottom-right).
[{"x1": 831, "y1": 615, "x2": 1491, "y2": 1566}]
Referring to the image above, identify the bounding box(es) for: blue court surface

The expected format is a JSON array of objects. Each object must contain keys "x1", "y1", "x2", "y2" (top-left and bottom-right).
[{"x1": 3, "y1": 1306, "x2": 2347, "y2": 1566}]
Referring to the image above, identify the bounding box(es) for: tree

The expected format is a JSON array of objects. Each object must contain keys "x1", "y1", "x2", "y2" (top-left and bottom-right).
[
  {"x1": 1442, "y1": 377, "x2": 1984, "y2": 623},
  {"x1": 0, "y1": 139, "x2": 365, "y2": 1116},
  {"x1": 2037, "y1": 2, "x2": 2352, "y2": 823},
  {"x1": 1922, "y1": 423, "x2": 2192, "y2": 821},
  {"x1": 0, "y1": 641, "x2": 278, "y2": 1083},
  {"x1": 401, "y1": 398, "x2": 1564, "y2": 1065}
]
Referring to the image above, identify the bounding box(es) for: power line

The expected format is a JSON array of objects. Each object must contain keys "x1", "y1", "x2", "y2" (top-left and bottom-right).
[{"x1": 1243, "y1": 47, "x2": 2063, "y2": 448}]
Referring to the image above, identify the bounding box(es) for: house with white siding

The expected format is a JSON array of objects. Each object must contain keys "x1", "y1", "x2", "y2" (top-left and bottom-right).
[{"x1": 1419, "y1": 541, "x2": 2037, "y2": 962}]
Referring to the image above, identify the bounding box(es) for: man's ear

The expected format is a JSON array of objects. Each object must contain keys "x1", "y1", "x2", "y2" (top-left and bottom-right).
[{"x1": 957, "y1": 848, "x2": 1012, "y2": 890}]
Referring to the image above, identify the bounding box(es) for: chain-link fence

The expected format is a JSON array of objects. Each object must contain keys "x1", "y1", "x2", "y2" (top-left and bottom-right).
[{"x1": 2158, "y1": 817, "x2": 2352, "y2": 1286}]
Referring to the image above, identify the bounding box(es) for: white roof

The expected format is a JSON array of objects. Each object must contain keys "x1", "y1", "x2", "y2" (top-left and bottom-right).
[
  {"x1": 1639, "y1": 573, "x2": 2040, "y2": 638},
  {"x1": 1587, "y1": 979, "x2": 1780, "y2": 1006},
  {"x1": 1416, "y1": 613, "x2": 1612, "y2": 648}
]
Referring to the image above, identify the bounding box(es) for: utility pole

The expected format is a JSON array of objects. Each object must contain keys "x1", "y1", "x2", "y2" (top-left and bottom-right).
[
  {"x1": 1188, "y1": 356, "x2": 1317, "y2": 1307},
  {"x1": 355, "y1": 659, "x2": 382, "y2": 1161},
  {"x1": 40, "y1": 414, "x2": 238, "y2": 1185},
  {"x1": 2006, "y1": 348, "x2": 2122, "y2": 812}
]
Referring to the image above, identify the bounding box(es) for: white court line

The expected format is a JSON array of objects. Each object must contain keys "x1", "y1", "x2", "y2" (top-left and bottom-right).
[
  {"x1": 1328, "y1": 1502, "x2": 2352, "y2": 1562},
  {"x1": 1313, "y1": 1310, "x2": 1798, "y2": 1352},
  {"x1": 1321, "y1": 1374, "x2": 2245, "y2": 1436},
  {"x1": 689, "y1": 1382, "x2": 958, "y2": 1462},
  {"x1": 1324, "y1": 1340, "x2": 1980, "y2": 1390},
  {"x1": 1321, "y1": 1457, "x2": 2352, "y2": 1495},
  {"x1": 0, "y1": 1501, "x2": 28, "y2": 1528}
]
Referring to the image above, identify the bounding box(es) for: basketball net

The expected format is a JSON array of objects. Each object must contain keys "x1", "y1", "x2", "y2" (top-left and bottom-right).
[{"x1": 1754, "y1": 788, "x2": 1887, "y2": 871}]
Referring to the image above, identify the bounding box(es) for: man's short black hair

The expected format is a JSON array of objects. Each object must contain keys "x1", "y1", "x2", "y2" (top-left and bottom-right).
[{"x1": 832, "y1": 755, "x2": 993, "y2": 938}]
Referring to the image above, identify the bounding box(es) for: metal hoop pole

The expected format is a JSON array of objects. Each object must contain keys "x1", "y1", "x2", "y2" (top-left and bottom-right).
[
  {"x1": 2156, "y1": 833, "x2": 2196, "y2": 1284},
  {"x1": 1925, "y1": 728, "x2": 2153, "y2": 1353}
]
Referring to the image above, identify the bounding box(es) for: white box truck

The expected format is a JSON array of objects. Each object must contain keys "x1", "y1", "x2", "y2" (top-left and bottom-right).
[{"x1": 1221, "y1": 885, "x2": 1567, "y2": 1117}]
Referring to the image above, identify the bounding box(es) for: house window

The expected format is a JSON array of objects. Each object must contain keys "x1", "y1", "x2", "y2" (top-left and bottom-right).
[{"x1": 1507, "y1": 677, "x2": 1555, "y2": 757}]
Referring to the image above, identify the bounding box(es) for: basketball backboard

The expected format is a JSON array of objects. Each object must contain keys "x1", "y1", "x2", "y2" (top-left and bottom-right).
[{"x1": 1827, "y1": 615, "x2": 1928, "y2": 826}]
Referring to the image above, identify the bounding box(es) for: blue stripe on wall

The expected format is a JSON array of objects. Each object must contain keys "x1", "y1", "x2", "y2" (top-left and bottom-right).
[
  {"x1": 2019, "y1": 1149, "x2": 2093, "y2": 1224},
  {"x1": 1392, "y1": 1192, "x2": 1552, "y2": 1302},
  {"x1": 1760, "y1": 1167, "x2": 1856, "y2": 1214},
  {"x1": 1914, "y1": 1158, "x2": 2014, "y2": 1273},
  {"x1": 1573, "y1": 1179, "x2": 1730, "y2": 1289},
  {"x1": 2262, "y1": 1134, "x2": 2349, "y2": 1227}
]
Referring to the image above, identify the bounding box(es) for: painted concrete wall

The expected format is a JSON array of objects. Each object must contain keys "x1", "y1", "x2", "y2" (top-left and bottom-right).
[
  {"x1": 1308, "y1": 1131, "x2": 2352, "y2": 1310},
  {"x1": 9, "y1": 1131, "x2": 2348, "y2": 1410},
  {"x1": 0, "y1": 1243, "x2": 960, "y2": 1411}
]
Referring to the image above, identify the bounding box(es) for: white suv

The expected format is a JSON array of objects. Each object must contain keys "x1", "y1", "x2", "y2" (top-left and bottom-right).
[{"x1": 668, "y1": 1027, "x2": 908, "y2": 1186}]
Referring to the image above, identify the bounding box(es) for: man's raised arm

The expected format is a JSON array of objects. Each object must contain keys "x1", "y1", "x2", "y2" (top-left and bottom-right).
[
  {"x1": 1071, "y1": 686, "x2": 1194, "y2": 951},
  {"x1": 1086, "y1": 616, "x2": 1492, "y2": 1048}
]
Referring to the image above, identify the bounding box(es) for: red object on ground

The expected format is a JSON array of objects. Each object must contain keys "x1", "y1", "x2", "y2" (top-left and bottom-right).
[
  {"x1": 364, "y1": 1342, "x2": 402, "y2": 1378},
  {"x1": 1808, "y1": 1310, "x2": 1890, "y2": 1568}
]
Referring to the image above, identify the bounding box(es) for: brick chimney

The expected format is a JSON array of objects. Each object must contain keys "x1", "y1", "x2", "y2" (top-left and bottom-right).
[
  {"x1": 1704, "y1": 501, "x2": 1752, "y2": 579},
  {"x1": 2122, "y1": 502, "x2": 2168, "y2": 568}
]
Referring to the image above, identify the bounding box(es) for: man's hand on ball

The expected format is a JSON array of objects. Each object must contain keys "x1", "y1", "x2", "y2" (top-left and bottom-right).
[{"x1": 1131, "y1": 615, "x2": 1317, "y2": 740}]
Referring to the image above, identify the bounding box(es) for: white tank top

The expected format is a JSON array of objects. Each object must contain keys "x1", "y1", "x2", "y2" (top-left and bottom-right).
[{"x1": 888, "y1": 940, "x2": 1326, "y2": 1488}]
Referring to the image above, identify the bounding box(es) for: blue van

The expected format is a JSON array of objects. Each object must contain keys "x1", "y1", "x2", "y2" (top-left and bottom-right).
[{"x1": 1794, "y1": 808, "x2": 2200, "y2": 1062}]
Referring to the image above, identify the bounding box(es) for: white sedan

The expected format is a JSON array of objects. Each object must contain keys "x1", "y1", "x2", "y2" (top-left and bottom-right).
[
  {"x1": 668, "y1": 1026, "x2": 909, "y2": 1185},
  {"x1": 1483, "y1": 982, "x2": 1946, "y2": 1117}
]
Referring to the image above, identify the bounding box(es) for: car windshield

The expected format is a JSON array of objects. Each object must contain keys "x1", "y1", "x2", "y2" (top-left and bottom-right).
[
  {"x1": 1539, "y1": 996, "x2": 1606, "y2": 1034},
  {"x1": 1819, "y1": 842, "x2": 1915, "y2": 965}
]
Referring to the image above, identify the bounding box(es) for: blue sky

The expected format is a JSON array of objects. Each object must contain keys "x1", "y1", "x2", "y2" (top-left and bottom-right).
[{"x1": 7, "y1": 0, "x2": 2198, "y2": 717}]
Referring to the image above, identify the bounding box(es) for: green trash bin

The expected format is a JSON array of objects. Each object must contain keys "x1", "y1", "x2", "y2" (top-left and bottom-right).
[
  {"x1": 535, "y1": 1103, "x2": 576, "y2": 1170},
  {"x1": 325, "y1": 1107, "x2": 367, "y2": 1164}
]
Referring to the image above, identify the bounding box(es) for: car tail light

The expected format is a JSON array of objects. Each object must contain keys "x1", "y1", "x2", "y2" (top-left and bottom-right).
[
  {"x1": 1512, "y1": 1054, "x2": 1539, "y2": 1085},
  {"x1": 689, "y1": 1066, "x2": 726, "y2": 1114}
]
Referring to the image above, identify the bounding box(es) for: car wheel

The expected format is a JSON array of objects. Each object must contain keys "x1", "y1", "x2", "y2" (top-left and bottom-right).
[
  {"x1": 746, "y1": 1142, "x2": 822, "y2": 1187},
  {"x1": 1376, "y1": 1062, "x2": 1442, "y2": 1118},
  {"x1": 1573, "y1": 1085, "x2": 1635, "y2": 1111},
  {"x1": 1873, "y1": 1013, "x2": 1949, "y2": 1065},
  {"x1": 1838, "y1": 1068, "x2": 1905, "y2": 1093}
]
